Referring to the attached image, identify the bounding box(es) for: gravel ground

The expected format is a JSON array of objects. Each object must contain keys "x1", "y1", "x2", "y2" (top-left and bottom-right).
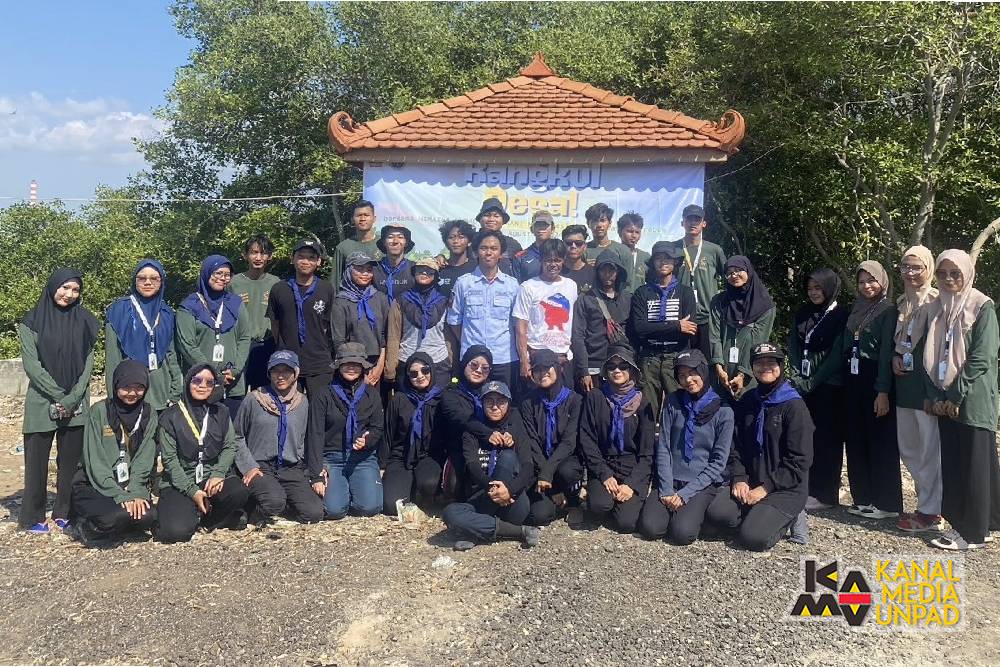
[{"x1": 0, "y1": 394, "x2": 998, "y2": 666}]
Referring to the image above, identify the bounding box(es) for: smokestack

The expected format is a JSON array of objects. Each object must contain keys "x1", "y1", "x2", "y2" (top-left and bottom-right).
[{"x1": 29, "y1": 179, "x2": 38, "y2": 205}]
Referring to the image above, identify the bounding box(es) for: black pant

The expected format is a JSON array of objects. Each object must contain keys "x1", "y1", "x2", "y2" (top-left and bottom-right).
[
  {"x1": 705, "y1": 485, "x2": 802, "y2": 551},
  {"x1": 692, "y1": 322, "x2": 711, "y2": 359},
  {"x1": 302, "y1": 371, "x2": 334, "y2": 400},
  {"x1": 938, "y1": 419, "x2": 1000, "y2": 544},
  {"x1": 638, "y1": 484, "x2": 719, "y2": 544},
  {"x1": 382, "y1": 457, "x2": 443, "y2": 515},
  {"x1": 844, "y1": 372, "x2": 902, "y2": 512},
  {"x1": 527, "y1": 456, "x2": 584, "y2": 526},
  {"x1": 586, "y1": 477, "x2": 645, "y2": 533},
  {"x1": 805, "y1": 383, "x2": 846, "y2": 505},
  {"x1": 71, "y1": 476, "x2": 157, "y2": 535},
  {"x1": 245, "y1": 461, "x2": 324, "y2": 523},
  {"x1": 245, "y1": 338, "x2": 276, "y2": 391},
  {"x1": 20, "y1": 427, "x2": 84, "y2": 527},
  {"x1": 394, "y1": 359, "x2": 452, "y2": 391},
  {"x1": 487, "y1": 362, "x2": 519, "y2": 398},
  {"x1": 155, "y1": 477, "x2": 250, "y2": 543}
]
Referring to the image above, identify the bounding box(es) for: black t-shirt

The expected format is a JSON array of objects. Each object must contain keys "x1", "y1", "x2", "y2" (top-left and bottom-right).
[
  {"x1": 267, "y1": 278, "x2": 335, "y2": 377},
  {"x1": 562, "y1": 264, "x2": 596, "y2": 295},
  {"x1": 438, "y1": 261, "x2": 476, "y2": 298}
]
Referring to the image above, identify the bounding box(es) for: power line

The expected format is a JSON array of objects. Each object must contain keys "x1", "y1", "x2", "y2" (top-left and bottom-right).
[{"x1": 0, "y1": 191, "x2": 360, "y2": 204}]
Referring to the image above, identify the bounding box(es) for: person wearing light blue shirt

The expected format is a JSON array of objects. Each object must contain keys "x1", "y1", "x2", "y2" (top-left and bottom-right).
[{"x1": 448, "y1": 230, "x2": 520, "y2": 389}]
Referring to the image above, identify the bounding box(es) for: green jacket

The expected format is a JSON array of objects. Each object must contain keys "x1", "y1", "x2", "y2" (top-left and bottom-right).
[
  {"x1": 675, "y1": 240, "x2": 728, "y2": 325},
  {"x1": 18, "y1": 323, "x2": 94, "y2": 434},
  {"x1": 82, "y1": 401, "x2": 158, "y2": 503},
  {"x1": 229, "y1": 272, "x2": 280, "y2": 343},
  {"x1": 841, "y1": 306, "x2": 896, "y2": 394},
  {"x1": 708, "y1": 297, "x2": 775, "y2": 395},
  {"x1": 174, "y1": 309, "x2": 252, "y2": 398},
  {"x1": 893, "y1": 335, "x2": 928, "y2": 411},
  {"x1": 787, "y1": 327, "x2": 847, "y2": 395},
  {"x1": 924, "y1": 302, "x2": 999, "y2": 432},
  {"x1": 159, "y1": 413, "x2": 238, "y2": 498},
  {"x1": 104, "y1": 322, "x2": 182, "y2": 411},
  {"x1": 624, "y1": 247, "x2": 651, "y2": 293}
]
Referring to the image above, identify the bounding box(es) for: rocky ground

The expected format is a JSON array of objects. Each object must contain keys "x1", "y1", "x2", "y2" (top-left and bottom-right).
[{"x1": 0, "y1": 393, "x2": 998, "y2": 666}]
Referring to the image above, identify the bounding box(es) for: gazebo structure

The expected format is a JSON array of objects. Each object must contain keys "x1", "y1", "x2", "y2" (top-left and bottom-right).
[{"x1": 329, "y1": 53, "x2": 745, "y2": 254}]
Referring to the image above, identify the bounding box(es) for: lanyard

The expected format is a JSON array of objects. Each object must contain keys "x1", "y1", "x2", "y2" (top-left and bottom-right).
[
  {"x1": 178, "y1": 401, "x2": 210, "y2": 461},
  {"x1": 197, "y1": 294, "x2": 226, "y2": 340},
  {"x1": 803, "y1": 300, "x2": 838, "y2": 351},
  {"x1": 129, "y1": 295, "x2": 160, "y2": 350},
  {"x1": 683, "y1": 242, "x2": 703, "y2": 275},
  {"x1": 117, "y1": 406, "x2": 145, "y2": 458}
]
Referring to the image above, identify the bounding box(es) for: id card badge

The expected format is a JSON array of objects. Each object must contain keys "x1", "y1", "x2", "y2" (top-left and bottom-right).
[
  {"x1": 147, "y1": 352, "x2": 159, "y2": 371},
  {"x1": 801, "y1": 359, "x2": 812, "y2": 377},
  {"x1": 728, "y1": 346, "x2": 740, "y2": 364},
  {"x1": 116, "y1": 460, "x2": 130, "y2": 484},
  {"x1": 195, "y1": 462, "x2": 205, "y2": 484},
  {"x1": 850, "y1": 357, "x2": 860, "y2": 375},
  {"x1": 938, "y1": 360, "x2": 948, "y2": 382},
  {"x1": 902, "y1": 352, "x2": 914, "y2": 371},
  {"x1": 212, "y1": 343, "x2": 225, "y2": 363}
]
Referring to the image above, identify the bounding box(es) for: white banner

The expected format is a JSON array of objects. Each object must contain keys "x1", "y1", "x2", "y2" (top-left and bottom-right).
[{"x1": 363, "y1": 161, "x2": 704, "y2": 257}]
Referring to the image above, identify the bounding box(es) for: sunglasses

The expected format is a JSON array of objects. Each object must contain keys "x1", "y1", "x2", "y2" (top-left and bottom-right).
[
  {"x1": 566, "y1": 240, "x2": 586, "y2": 248},
  {"x1": 414, "y1": 267, "x2": 437, "y2": 276},
  {"x1": 935, "y1": 269, "x2": 963, "y2": 281},
  {"x1": 408, "y1": 366, "x2": 431, "y2": 378},
  {"x1": 190, "y1": 377, "x2": 217, "y2": 388},
  {"x1": 605, "y1": 362, "x2": 631, "y2": 373},
  {"x1": 467, "y1": 361, "x2": 491, "y2": 373},
  {"x1": 898, "y1": 264, "x2": 925, "y2": 275}
]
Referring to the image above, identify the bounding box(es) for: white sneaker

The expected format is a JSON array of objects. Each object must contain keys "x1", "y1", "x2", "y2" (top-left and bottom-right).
[
  {"x1": 930, "y1": 528, "x2": 984, "y2": 551},
  {"x1": 805, "y1": 496, "x2": 834, "y2": 512},
  {"x1": 859, "y1": 506, "x2": 899, "y2": 520},
  {"x1": 846, "y1": 504, "x2": 873, "y2": 517}
]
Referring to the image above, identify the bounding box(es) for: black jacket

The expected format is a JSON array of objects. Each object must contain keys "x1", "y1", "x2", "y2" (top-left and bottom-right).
[
  {"x1": 436, "y1": 384, "x2": 494, "y2": 459},
  {"x1": 578, "y1": 388, "x2": 655, "y2": 490},
  {"x1": 519, "y1": 389, "x2": 582, "y2": 483},
  {"x1": 306, "y1": 379, "x2": 384, "y2": 482},
  {"x1": 571, "y1": 251, "x2": 632, "y2": 377},
  {"x1": 629, "y1": 281, "x2": 697, "y2": 354},
  {"x1": 384, "y1": 389, "x2": 446, "y2": 470},
  {"x1": 461, "y1": 407, "x2": 536, "y2": 498}
]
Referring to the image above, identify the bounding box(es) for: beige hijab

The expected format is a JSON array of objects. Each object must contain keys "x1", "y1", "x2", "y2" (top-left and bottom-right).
[
  {"x1": 922, "y1": 249, "x2": 993, "y2": 389},
  {"x1": 846, "y1": 260, "x2": 893, "y2": 334},
  {"x1": 894, "y1": 245, "x2": 938, "y2": 353}
]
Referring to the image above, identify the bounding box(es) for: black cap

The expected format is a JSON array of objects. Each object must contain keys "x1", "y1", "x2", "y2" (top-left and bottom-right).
[
  {"x1": 529, "y1": 349, "x2": 560, "y2": 370},
  {"x1": 750, "y1": 342, "x2": 785, "y2": 363},
  {"x1": 682, "y1": 204, "x2": 705, "y2": 220},
  {"x1": 675, "y1": 349, "x2": 708, "y2": 369},
  {"x1": 481, "y1": 380, "x2": 512, "y2": 400},
  {"x1": 293, "y1": 238, "x2": 324, "y2": 255},
  {"x1": 650, "y1": 241, "x2": 683, "y2": 261}
]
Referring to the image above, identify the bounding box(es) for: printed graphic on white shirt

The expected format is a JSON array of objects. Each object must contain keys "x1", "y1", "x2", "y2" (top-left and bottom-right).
[
  {"x1": 513, "y1": 278, "x2": 578, "y2": 354},
  {"x1": 646, "y1": 297, "x2": 680, "y2": 322}
]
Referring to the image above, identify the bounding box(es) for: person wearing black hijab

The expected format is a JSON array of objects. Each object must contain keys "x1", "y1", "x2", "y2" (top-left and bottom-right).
[
  {"x1": 787, "y1": 268, "x2": 849, "y2": 511},
  {"x1": 520, "y1": 350, "x2": 584, "y2": 526},
  {"x1": 707, "y1": 255, "x2": 776, "y2": 401},
  {"x1": 71, "y1": 360, "x2": 158, "y2": 544},
  {"x1": 18, "y1": 268, "x2": 99, "y2": 533},
  {"x1": 155, "y1": 363, "x2": 250, "y2": 542},
  {"x1": 382, "y1": 352, "x2": 448, "y2": 515}
]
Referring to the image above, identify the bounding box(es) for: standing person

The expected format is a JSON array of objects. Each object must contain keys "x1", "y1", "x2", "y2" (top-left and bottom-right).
[
  {"x1": 638, "y1": 349, "x2": 733, "y2": 544},
  {"x1": 155, "y1": 364, "x2": 251, "y2": 543},
  {"x1": 475, "y1": 197, "x2": 521, "y2": 274},
  {"x1": 561, "y1": 224, "x2": 596, "y2": 294},
  {"x1": 436, "y1": 219, "x2": 477, "y2": 298},
  {"x1": 307, "y1": 342, "x2": 385, "y2": 520},
  {"x1": 513, "y1": 239, "x2": 578, "y2": 386},
  {"x1": 578, "y1": 346, "x2": 655, "y2": 533},
  {"x1": 708, "y1": 256, "x2": 776, "y2": 401},
  {"x1": 447, "y1": 230, "x2": 519, "y2": 387},
  {"x1": 442, "y1": 381, "x2": 540, "y2": 550},
  {"x1": 373, "y1": 225, "x2": 414, "y2": 304},
  {"x1": 618, "y1": 212, "x2": 650, "y2": 292},
  {"x1": 892, "y1": 246, "x2": 943, "y2": 532},
  {"x1": 233, "y1": 350, "x2": 324, "y2": 525},
  {"x1": 584, "y1": 203, "x2": 630, "y2": 270},
  {"x1": 841, "y1": 260, "x2": 902, "y2": 520},
  {"x1": 924, "y1": 250, "x2": 1000, "y2": 551},
  {"x1": 331, "y1": 252, "x2": 390, "y2": 387},
  {"x1": 17, "y1": 268, "x2": 98, "y2": 533},
  {"x1": 511, "y1": 210, "x2": 555, "y2": 283},
  {"x1": 786, "y1": 268, "x2": 849, "y2": 512},
  {"x1": 674, "y1": 204, "x2": 728, "y2": 358},
  {"x1": 571, "y1": 249, "x2": 632, "y2": 394},
  {"x1": 385, "y1": 259, "x2": 452, "y2": 389},
  {"x1": 705, "y1": 343, "x2": 813, "y2": 551},
  {"x1": 382, "y1": 352, "x2": 447, "y2": 515},
  {"x1": 631, "y1": 242, "x2": 698, "y2": 419},
  {"x1": 175, "y1": 255, "x2": 251, "y2": 418},
  {"x1": 520, "y1": 350, "x2": 585, "y2": 525},
  {"x1": 268, "y1": 239, "x2": 335, "y2": 398},
  {"x1": 230, "y1": 235, "x2": 280, "y2": 390},
  {"x1": 105, "y1": 259, "x2": 182, "y2": 411},
  {"x1": 331, "y1": 200, "x2": 381, "y2": 283},
  {"x1": 71, "y1": 360, "x2": 158, "y2": 544}
]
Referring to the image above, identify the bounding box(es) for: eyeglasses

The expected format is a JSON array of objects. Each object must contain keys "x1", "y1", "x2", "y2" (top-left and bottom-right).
[
  {"x1": 408, "y1": 366, "x2": 431, "y2": 378},
  {"x1": 136, "y1": 276, "x2": 162, "y2": 284},
  {"x1": 606, "y1": 362, "x2": 630, "y2": 372},
  {"x1": 566, "y1": 240, "x2": 586, "y2": 248},
  {"x1": 898, "y1": 264, "x2": 925, "y2": 275},
  {"x1": 467, "y1": 361, "x2": 491, "y2": 374},
  {"x1": 725, "y1": 269, "x2": 747, "y2": 278},
  {"x1": 210, "y1": 270, "x2": 232, "y2": 281},
  {"x1": 935, "y1": 269, "x2": 963, "y2": 281},
  {"x1": 118, "y1": 384, "x2": 146, "y2": 394},
  {"x1": 190, "y1": 377, "x2": 217, "y2": 388}
]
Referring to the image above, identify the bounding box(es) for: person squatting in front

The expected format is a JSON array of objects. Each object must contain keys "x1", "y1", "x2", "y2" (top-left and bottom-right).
[
  {"x1": 706, "y1": 343, "x2": 813, "y2": 550},
  {"x1": 442, "y1": 381, "x2": 541, "y2": 550},
  {"x1": 638, "y1": 349, "x2": 733, "y2": 545},
  {"x1": 233, "y1": 350, "x2": 324, "y2": 526},
  {"x1": 578, "y1": 345, "x2": 655, "y2": 533}
]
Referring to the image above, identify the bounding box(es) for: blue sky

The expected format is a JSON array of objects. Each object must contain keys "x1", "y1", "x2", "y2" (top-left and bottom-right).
[{"x1": 0, "y1": 1, "x2": 192, "y2": 202}]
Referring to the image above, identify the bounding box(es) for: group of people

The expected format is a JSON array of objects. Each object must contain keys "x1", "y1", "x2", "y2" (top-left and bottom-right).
[{"x1": 16, "y1": 197, "x2": 999, "y2": 553}]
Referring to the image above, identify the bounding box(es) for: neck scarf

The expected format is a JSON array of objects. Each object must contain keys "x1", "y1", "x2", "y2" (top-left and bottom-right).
[
  {"x1": 894, "y1": 246, "x2": 938, "y2": 352},
  {"x1": 405, "y1": 385, "x2": 442, "y2": 466},
  {"x1": 922, "y1": 249, "x2": 993, "y2": 389},
  {"x1": 484, "y1": 412, "x2": 511, "y2": 477},
  {"x1": 753, "y1": 379, "x2": 800, "y2": 451},
  {"x1": 601, "y1": 380, "x2": 642, "y2": 453},
  {"x1": 679, "y1": 387, "x2": 721, "y2": 460},
  {"x1": 722, "y1": 256, "x2": 775, "y2": 327},
  {"x1": 379, "y1": 256, "x2": 410, "y2": 303},
  {"x1": 289, "y1": 276, "x2": 318, "y2": 345},
  {"x1": 107, "y1": 259, "x2": 175, "y2": 365},
  {"x1": 541, "y1": 385, "x2": 572, "y2": 457},
  {"x1": 331, "y1": 379, "x2": 367, "y2": 451},
  {"x1": 180, "y1": 255, "x2": 242, "y2": 333},
  {"x1": 264, "y1": 385, "x2": 290, "y2": 466},
  {"x1": 253, "y1": 384, "x2": 303, "y2": 416},
  {"x1": 401, "y1": 286, "x2": 447, "y2": 345},
  {"x1": 22, "y1": 268, "x2": 99, "y2": 392},
  {"x1": 106, "y1": 359, "x2": 151, "y2": 454},
  {"x1": 654, "y1": 277, "x2": 679, "y2": 321},
  {"x1": 847, "y1": 260, "x2": 893, "y2": 334},
  {"x1": 338, "y1": 267, "x2": 377, "y2": 330},
  {"x1": 793, "y1": 268, "x2": 846, "y2": 353}
]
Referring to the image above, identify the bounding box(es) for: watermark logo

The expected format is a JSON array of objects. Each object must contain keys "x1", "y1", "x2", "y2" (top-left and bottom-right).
[{"x1": 790, "y1": 559, "x2": 872, "y2": 626}]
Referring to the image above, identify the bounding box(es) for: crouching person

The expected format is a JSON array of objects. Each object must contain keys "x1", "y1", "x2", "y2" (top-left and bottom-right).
[
  {"x1": 638, "y1": 349, "x2": 733, "y2": 544},
  {"x1": 442, "y1": 381, "x2": 540, "y2": 550},
  {"x1": 156, "y1": 364, "x2": 250, "y2": 543},
  {"x1": 579, "y1": 345, "x2": 655, "y2": 533},
  {"x1": 234, "y1": 350, "x2": 324, "y2": 525},
  {"x1": 706, "y1": 343, "x2": 813, "y2": 550},
  {"x1": 72, "y1": 360, "x2": 158, "y2": 543}
]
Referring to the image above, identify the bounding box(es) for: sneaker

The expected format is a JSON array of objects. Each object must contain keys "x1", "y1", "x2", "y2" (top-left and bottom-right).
[
  {"x1": 26, "y1": 522, "x2": 49, "y2": 534},
  {"x1": 805, "y1": 496, "x2": 835, "y2": 512},
  {"x1": 521, "y1": 526, "x2": 541, "y2": 548},
  {"x1": 898, "y1": 512, "x2": 944, "y2": 533},
  {"x1": 858, "y1": 506, "x2": 899, "y2": 520},
  {"x1": 787, "y1": 510, "x2": 809, "y2": 545},
  {"x1": 846, "y1": 504, "x2": 874, "y2": 517},
  {"x1": 931, "y1": 528, "x2": 984, "y2": 551},
  {"x1": 52, "y1": 518, "x2": 70, "y2": 531},
  {"x1": 74, "y1": 519, "x2": 102, "y2": 547}
]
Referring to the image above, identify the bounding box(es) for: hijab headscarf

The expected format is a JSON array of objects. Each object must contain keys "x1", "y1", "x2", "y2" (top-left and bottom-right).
[
  {"x1": 458, "y1": 345, "x2": 492, "y2": 420},
  {"x1": 600, "y1": 348, "x2": 643, "y2": 454},
  {"x1": 846, "y1": 260, "x2": 893, "y2": 334},
  {"x1": 338, "y1": 266, "x2": 378, "y2": 331},
  {"x1": 22, "y1": 268, "x2": 99, "y2": 392},
  {"x1": 400, "y1": 276, "x2": 447, "y2": 345},
  {"x1": 106, "y1": 259, "x2": 176, "y2": 365},
  {"x1": 751, "y1": 366, "x2": 800, "y2": 452},
  {"x1": 106, "y1": 359, "x2": 152, "y2": 454},
  {"x1": 402, "y1": 351, "x2": 442, "y2": 466},
  {"x1": 180, "y1": 256, "x2": 242, "y2": 333},
  {"x1": 894, "y1": 246, "x2": 938, "y2": 353},
  {"x1": 793, "y1": 268, "x2": 847, "y2": 353},
  {"x1": 532, "y1": 350, "x2": 573, "y2": 457},
  {"x1": 922, "y1": 250, "x2": 993, "y2": 390},
  {"x1": 722, "y1": 256, "x2": 775, "y2": 327},
  {"x1": 674, "y1": 350, "x2": 721, "y2": 460},
  {"x1": 161, "y1": 363, "x2": 228, "y2": 461}
]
